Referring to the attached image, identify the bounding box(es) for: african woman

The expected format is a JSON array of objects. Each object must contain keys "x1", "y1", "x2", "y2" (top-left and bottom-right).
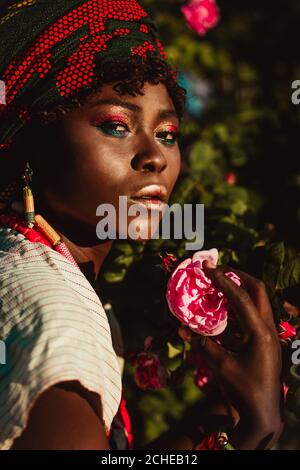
[{"x1": 0, "y1": 0, "x2": 283, "y2": 450}]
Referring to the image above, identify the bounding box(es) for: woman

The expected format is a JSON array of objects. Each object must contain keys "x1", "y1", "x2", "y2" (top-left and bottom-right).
[{"x1": 0, "y1": 0, "x2": 283, "y2": 450}]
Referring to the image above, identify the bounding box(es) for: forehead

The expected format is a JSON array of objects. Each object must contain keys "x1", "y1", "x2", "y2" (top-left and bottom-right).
[{"x1": 86, "y1": 82, "x2": 177, "y2": 114}]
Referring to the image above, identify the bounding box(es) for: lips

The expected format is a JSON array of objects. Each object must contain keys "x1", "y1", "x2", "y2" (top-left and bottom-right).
[
  {"x1": 130, "y1": 185, "x2": 168, "y2": 210},
  {"x1": 130, "y1": 185, "x2": 167, "y2": 202}
]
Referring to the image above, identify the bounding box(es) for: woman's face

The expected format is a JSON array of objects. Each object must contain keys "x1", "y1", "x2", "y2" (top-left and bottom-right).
[{"x1": 35, "y1": 82, "x2": 181, "y2": 244}]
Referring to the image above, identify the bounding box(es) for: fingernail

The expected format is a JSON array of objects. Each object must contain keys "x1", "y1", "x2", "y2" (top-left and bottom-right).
[{"x1": 203, "y1": 259, "x2": 216, "y2": 270}]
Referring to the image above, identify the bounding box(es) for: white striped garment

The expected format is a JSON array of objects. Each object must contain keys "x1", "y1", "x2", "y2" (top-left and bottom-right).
[{"x1": 0, "y1": 226, "x2": 122, "y2": 449}]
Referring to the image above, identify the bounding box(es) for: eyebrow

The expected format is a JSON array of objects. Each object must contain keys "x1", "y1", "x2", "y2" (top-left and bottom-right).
[{"x1": 89, "y1": 98, "x2": 179, "y2": 121}]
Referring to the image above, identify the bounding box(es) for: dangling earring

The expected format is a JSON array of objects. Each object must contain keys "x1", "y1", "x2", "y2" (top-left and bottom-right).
[{"x1": 22, "y1": 162, "x2": 35, "y2": 228}]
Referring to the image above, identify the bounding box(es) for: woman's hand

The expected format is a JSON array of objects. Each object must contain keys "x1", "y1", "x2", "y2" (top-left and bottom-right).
[{"x1": 179, "y1": 264, "x2": 284, "y2": 450}]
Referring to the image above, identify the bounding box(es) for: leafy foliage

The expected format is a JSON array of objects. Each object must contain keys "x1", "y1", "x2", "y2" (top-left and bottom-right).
[{"x1": 98, "y1": 0, "x2": 300, "y2": 448}]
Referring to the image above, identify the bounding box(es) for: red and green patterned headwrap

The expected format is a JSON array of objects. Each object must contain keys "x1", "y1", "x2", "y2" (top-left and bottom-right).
[{"x1": 0, "y1": 0, "x2": 179, "y2": 152}]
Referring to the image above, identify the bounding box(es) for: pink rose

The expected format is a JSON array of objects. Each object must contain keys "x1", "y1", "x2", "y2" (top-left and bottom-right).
[
  {"x1": 278, "y1": 321, "x2": 297, "y2": 342},
  {"x1": 166, "y1": 248, "x2": 241, "y2": 336},
  {"x1": 133, "y1": 352, "x2": 167, "y2": 391},
  {"x1": 181, "y1": 0, "x2": 220, "y2": 36}
]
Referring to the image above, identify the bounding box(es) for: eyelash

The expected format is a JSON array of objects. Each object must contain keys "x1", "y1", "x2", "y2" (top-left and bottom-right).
[
  {"x1": 97, "y1": 120, "x2": 128, "y2": 137},
  {"x1": 156, "y1": 130, "x2": 179, "y2": 146},
  {"x1": 96, "y1": 120, "x2": 179, "y2": 145}
]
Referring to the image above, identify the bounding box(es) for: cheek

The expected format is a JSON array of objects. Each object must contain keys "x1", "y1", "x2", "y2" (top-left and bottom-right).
[
  {"x1": 168, "y1": 150, "x2": 181, "y2": 188},
  {"x1": 48, "y1": 134, "x2": 129, "y2": 220},
  {"x1": 66, "y1": 126, "x2": 129, "y2": 190},
  {"x1": 72, "y1": 152, "x2": 129, "y2": 209},
  {"x1": 81, "y1": 145, "x2": 130, "y2": 193},
  {"x1": 73, "y1": 155, "x2": 136, "y2": 232}
]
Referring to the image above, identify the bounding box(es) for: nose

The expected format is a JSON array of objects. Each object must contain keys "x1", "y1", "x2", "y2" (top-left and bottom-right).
[{"x1": 131, "y1": 133, "x2": 167, "y2": 174}]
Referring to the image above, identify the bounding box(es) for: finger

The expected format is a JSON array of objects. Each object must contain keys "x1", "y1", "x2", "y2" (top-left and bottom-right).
[
  {"x1": 178, "y1": 325, "x2": 228, "y2": 369},
  {"x1": 228, "y1": 268, "x2": 275, "y2": 329},
  {"x1": 211, "y1": 265, "x2": 275, "y2": 330},
  {"x1": 203, "y1": 265, "x2": 262, "y2": 333},
  {"x1": 196, "y1": 336, "x2": 230, "y2": 374}
]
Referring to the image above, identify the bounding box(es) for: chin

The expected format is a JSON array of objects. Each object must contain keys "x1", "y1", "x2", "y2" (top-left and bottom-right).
[{"x1": 128, "y1": 217, "x2": 161, "y2": 242}]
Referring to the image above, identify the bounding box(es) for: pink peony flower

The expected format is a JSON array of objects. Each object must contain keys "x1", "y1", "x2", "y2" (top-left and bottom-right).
[
  {"x1": 278, "y1": 321, "x2": 297, "y2": 342},
  {"x1": 181, "y1": 0, "x2": 220, "y2": 36},
  {"x1": 166, "y1": 248, "x2": 241, "y2": 336},
  {"x1": 133, "y1": 352, "x2": 167, "y2": 391}
]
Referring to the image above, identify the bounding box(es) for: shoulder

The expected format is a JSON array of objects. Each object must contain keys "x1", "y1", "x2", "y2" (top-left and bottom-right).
[
  {"x1": 0, "y1": 225, "x2": 99, "y2": 341},
  {"x1": 0, "y1": 226, "x2": 122, "y2": 449}
]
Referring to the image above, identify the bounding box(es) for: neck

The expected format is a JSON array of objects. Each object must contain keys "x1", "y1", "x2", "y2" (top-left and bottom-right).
[
  {"x1": 58, "y1": 231, "x2": 113, "y2": 285},
  {"x1": 30, "y1": 191, "x2": 114, "y2": 285}
]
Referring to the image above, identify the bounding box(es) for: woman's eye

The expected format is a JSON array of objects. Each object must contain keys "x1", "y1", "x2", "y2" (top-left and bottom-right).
[
  {"x1": 97, "y1": 121, "x2": 129, "y2": 137},
  {"x1": 156, "y1": 131, "x2": 179, "y2": 146}
]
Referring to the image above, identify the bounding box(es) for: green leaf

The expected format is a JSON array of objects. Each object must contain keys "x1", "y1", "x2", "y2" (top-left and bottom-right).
[
  {"x1": 189, "y1": 141, "x2": 216, "y2": 171},
  {"x1": 167, "y1": 342, "x2": 183, "y2": 359},
  {"x1": 224, "y1": 442, "x2": 235, "y2": 450},
  {"x1": 165, "y1": 354, "x2": 184, "y2": 372},
  {"x1": 263, "y1": 242, "x2": 285, "y2": 290},
  {"x1": 188, "y1": 141, "x2": 224, "y2": 186},
  {"x1": 114, "y1": 254, "x2": 134, "y2": 268},
  {"x1": 286, "y1": 364, "x2": 300, "y2": 420},
  {"x1": 290, "y1": 364, "x2": 300, "y2": 382},
  {"x1": 103, "y1": 269, "x2": 126, "y2": 283},
  {"x1": 231, "y1": 199, "x2": 248, "y2": 216},
  {"x1": 287, "y1": 389, "x2": 300, "y2": 419},
  {"x1": 268, "y1": 293, "x2": 287, "y2": 324},
  {"x1": 169, "y1": 177, "x2": 196, "y2": 205},
  {"x1": 270, "y1": 242, "x2": 286, "y2": 266},
  {"x1": 276, "y1": 257, "x2": 300, "y2": 290},
  {"x1": 113, "y1": 243, "x2": 134, "y2": 256}
]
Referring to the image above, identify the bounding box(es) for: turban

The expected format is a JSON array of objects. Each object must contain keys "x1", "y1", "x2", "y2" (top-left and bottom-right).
[{"x1": 0, "y1": 0, "x2": 171, "y2": 151}]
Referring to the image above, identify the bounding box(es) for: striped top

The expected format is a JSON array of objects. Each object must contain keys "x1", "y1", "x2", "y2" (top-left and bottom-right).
[{"x1": 0, "y1": 225, "x2": 122, "y2": 450}]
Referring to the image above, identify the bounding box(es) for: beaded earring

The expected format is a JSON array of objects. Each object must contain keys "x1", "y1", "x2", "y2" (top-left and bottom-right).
[
  {"x1": 21, "y1": 162, "x2": 64, "y2": 247},
  {"x1": 22, "y1": 162, "x2": 35, "y2": 228}
]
